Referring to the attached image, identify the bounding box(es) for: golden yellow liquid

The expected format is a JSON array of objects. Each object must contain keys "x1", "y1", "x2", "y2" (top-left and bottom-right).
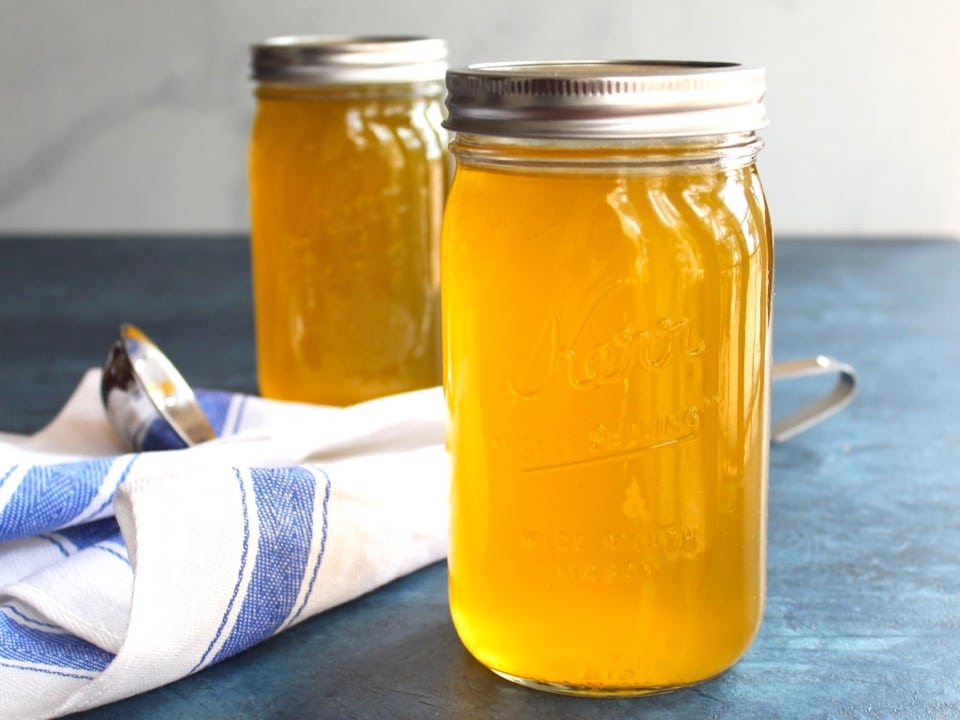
[
  {"x1": 249, "y1": 84, "x2": 447, "y2": 405},
  {"x1": 442, "y1": 141, "x2": 772, "y2": 693}
]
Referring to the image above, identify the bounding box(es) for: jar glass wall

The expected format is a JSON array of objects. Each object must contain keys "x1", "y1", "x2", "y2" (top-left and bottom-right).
[
  {"x1": 441, "y1": 62, "x2": 773, "y2": 695},
  {"x1": 249, "y1": 37, "x2": 448, "y2": 405}
]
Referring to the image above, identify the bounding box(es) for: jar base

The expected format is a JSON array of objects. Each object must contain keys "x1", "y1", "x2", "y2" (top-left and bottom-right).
[{"x1": 489, "y1": 667, "x2": 716, "y2": 698}]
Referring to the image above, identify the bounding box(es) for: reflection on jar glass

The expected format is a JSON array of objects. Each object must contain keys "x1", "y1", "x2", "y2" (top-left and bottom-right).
[
  {"x1": 441, "y1": 61, "x2": 773, "y2": 696},
  {"x1": 249, "y1": 36, "x2": 448, "y2": 405}
]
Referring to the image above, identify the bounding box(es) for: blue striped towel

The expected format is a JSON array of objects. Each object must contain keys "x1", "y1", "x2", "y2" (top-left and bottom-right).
[{"x1": 0, "y1": 370, "x2": 448, "y2": 719}]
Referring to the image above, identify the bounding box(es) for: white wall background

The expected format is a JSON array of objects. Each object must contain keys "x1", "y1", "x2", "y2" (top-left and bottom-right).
[{"x1": 0, "y1": 0, "x2": 957, "y2": 237}]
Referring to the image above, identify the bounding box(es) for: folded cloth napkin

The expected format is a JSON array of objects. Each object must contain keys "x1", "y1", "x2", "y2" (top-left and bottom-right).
[{"x1": 0, "y1": 370, "x2": 448, "y2": 720}]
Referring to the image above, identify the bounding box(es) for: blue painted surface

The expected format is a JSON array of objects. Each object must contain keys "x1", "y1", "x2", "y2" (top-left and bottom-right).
[{"x1": 1, "y1": 236, "x2": 958, "y2": 719}]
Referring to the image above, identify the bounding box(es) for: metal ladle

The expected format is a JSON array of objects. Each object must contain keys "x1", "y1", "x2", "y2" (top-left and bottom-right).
[{"x1": 100, "y1": 323, "x2": 216, "y2": 452}]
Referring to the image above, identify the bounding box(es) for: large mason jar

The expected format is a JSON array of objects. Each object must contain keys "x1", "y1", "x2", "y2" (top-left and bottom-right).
[{"x1": 441, "y1": 61, "x2": 773, "y2": 695}]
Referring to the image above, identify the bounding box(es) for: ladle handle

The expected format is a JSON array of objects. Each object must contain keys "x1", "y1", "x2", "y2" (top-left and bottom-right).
[{"x1": 770, "y1": 355, "x2": 857, "y2": 444}]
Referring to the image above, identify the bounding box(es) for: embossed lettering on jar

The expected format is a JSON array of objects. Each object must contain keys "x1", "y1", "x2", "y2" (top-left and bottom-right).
[
  {"x1": 441, "y1": 61, "x2": 773, "y2": 696},
  {"x1": 249, "y1": 37, "x2": 448, "y2": 405}
]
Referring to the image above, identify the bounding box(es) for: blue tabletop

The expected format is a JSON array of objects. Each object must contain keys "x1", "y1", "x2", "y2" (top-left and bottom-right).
[{"x1": 0, "y1": 236, "x2": 957, "y2": 719}]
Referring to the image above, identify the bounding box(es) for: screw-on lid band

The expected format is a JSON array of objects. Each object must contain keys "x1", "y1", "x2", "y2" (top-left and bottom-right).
[
  {"x1": 443, "y1": 61, "x2": 767, "y2": 139},
  {"x1": 252, "y1": 36, "x2": 448, "y2": 85}
]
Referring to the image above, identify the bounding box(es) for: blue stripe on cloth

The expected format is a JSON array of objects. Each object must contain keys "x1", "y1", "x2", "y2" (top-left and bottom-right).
[
  {"x1": 190, "y1": 468, "x2": 252, "y2": 674},
  {"x1": 93, "y1": 543, "x2": 130, "y2": 565},
  {"x1": 78, "y1": 457, "x2": 137, "y2": 523},
  {"x1": 0, "y1": 605, "x2": 59, "y2": 630},
  {"x1": 196, "y1": 390, "x2": 234, "y2": 436},
  {"x1": 0, "y1": 660, "x2": 97, "y2": 680},
  {"x1": 35, "y1": 519, "x2": 122, "y2": 562},
  {"x1": 284, "y1": 467, "x2": 332, "y2": 629},
  {"x1": 209, "y1": 466, "x2": 318, "y2": 666},
  {"x1": 0, "y1": 464, "x2": 18, "y2": 488},
  {"x1": 228, "y1": 395, "x2": 249, "y2": 435},
  {"x1": 58, "y1": 518, "x2": 121, "y2": 550},
  {"x1": 0, "y1": 458, "x2": 117, "y2": 542},
  {"x1": 0, "y1": 613, "x2": 113, "y2": 673},
  {"x1": 38, "y1": 534, "x2": 70, "y2": 558}
]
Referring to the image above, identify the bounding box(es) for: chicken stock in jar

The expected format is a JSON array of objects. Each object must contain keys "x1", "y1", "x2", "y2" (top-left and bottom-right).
[
  {"x1": 441, "y1": 61, "x2": 773, "y2": 695},
  {"x1": 249, "y1": 36, "x2": 448, "y2": 405}
]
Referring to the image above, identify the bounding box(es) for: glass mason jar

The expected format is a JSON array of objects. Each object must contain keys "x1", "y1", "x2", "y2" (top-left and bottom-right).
[
  {"x1": 441, "y1": 61, "x2": 773, "y2": 695},
  {"x1": 248, "y1": 36, "x2": 448, "y2": 405}
]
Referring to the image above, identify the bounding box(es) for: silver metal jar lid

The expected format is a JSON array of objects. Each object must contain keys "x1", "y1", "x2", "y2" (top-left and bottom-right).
[
  {"x1": 443, "y1": 61, "x2": 768, "y2": 139},
  {"x1": 251, "y1": 36, "x2": 447, "y2": 85}
]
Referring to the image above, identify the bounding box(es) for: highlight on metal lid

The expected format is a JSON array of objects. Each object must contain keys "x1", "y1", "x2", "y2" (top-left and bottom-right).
[
  {"x1": 443, "y1": 60, "x2": 768, "y2": 139},
  {"x1": 251, "y1": 35, "x2": 448, "y2": 84}
]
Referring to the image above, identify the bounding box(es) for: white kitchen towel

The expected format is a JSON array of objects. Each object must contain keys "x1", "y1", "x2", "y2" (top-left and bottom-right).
[{"x1": 0, "y1": 370, "x2": 449, "y2": 720}]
